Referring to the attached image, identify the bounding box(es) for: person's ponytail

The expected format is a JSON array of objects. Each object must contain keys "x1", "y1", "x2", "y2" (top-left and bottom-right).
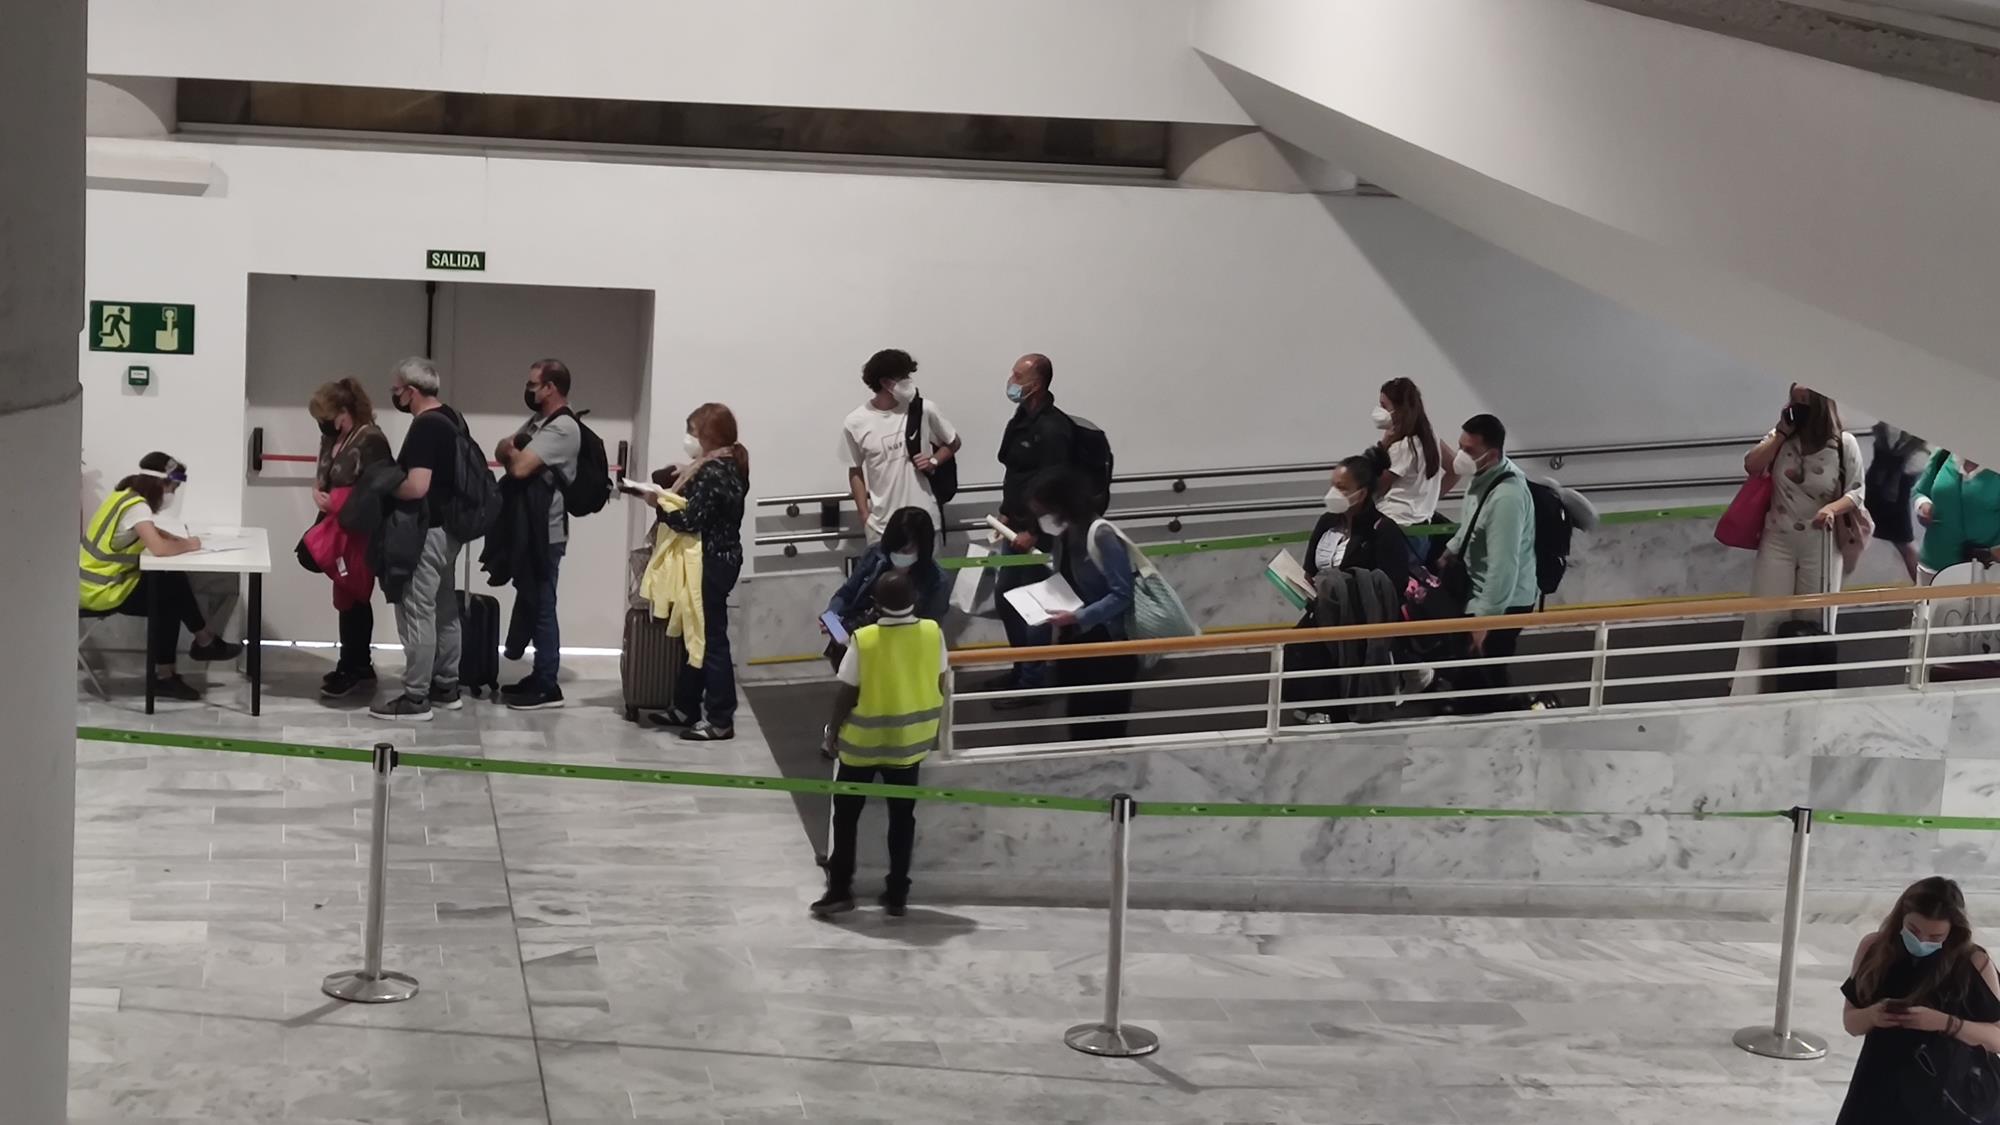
[{"x1": 730, "y1": 443, "x2": 750, "y2": 488}]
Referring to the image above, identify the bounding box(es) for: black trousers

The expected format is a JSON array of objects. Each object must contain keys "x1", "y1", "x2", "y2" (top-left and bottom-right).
[
  {"x1": 114, "y1": 572, "x2": 206, "y2": 666},
  {"x1": 1456, "y1": 604, "x2": 1534, "y2": 713},
  {"x1": 825, "y1": 760, "x2": 920, "y2": 895},
  {"x1": 1059, "y1": 625, "x2": 1139, "y2": 741},
  {"x1": 337, "y1": 602, "x2": 374, "y2": 675}
]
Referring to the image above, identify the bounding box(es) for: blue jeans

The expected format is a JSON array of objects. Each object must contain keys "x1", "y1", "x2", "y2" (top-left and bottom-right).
[
  {"x1": 509, "y1": 541, "x2": 565, "y2": 691},
  {"x1": 991, "y1": 540, "x2": 1050, "y2": 687},
  {"x1": 676, "y1": 556, "x2": 739, "y2": 727}
]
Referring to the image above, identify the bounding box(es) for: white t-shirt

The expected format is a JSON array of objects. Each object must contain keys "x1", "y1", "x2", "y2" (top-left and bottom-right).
[
  {"x1": 841, "y1": 398, "x2": 959, "y2": 542},
  {"x1": 835, "y1": 616, "x2": 950, "y2": 687},
  {"x1": 1378, "y1": 435, "x2": 1443, "y2": 526},
  {"x1": 111, "y1": 496, "x2": 157, "y2": 552}
]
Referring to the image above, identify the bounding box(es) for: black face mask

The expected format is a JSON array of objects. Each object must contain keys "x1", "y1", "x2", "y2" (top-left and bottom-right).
[
  {"x1": 318, "y1": 419, "x2": 338, "y2": 438},
  {"x1": 392, "y1": 388, "x2": 412, "y2": 415},
  {"x1": 524, "y1": 385, "x2": 542, "y2": 411}
]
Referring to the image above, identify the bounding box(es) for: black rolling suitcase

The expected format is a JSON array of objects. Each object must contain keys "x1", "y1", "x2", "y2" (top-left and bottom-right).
[
  {"x1": 458, "y1": 591, "x2": 502, "y2": 698},
  {"x1": 1771, "y1": 531, "x2": 1839, "y2": 693}
]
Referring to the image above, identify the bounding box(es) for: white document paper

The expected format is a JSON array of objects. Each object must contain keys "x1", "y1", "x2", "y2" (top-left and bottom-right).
[
  {"x1": 620, "y1": 476, "x2": 665, "y2": 496},
  {"x1": 1265, "y1": 550, "x2": 1314, "y2": 609},
  {"x1": 1003, "y1": 573, "x2": 1084, "y2": 626},
  {"x1": 984, "y1": 514, "x2": 1015, "y2": 544},
  {"x1": 191, "y1": 530, "x2": 255, "y2": 553}
]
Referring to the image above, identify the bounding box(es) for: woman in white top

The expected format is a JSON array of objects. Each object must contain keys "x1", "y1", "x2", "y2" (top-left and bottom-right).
[
  {"x1": 1372, "y1": 378, "x2": 1457, "y2": 560},
  {"x1": 1732, "y1": 384, "x2": 1865, "y2": 695}
]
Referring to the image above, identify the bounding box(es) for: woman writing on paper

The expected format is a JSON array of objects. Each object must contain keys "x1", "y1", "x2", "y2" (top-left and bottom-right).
[
  {"x1": 1026, "y1": 469, "x2": 1136, "y2": 741},
  {"x1": 79, "y1": 452, "x2": 242, "y2": 701}
]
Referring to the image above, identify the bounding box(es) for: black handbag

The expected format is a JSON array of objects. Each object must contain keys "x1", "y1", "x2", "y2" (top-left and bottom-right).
[
  {"x1": 1907, "y1": 1038, "x2": 2000, "y2": 1123},
  {"x1": 906, "y1": 393, "x2": 958, "y2": 505}
]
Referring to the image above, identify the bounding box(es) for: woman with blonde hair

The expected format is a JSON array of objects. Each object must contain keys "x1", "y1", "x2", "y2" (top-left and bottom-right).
[
  {"x1": 655, "y1": 403, "x2": 750, "y2": 741},
  {"x1": 306, "y1": 378, "x2": 392, "y2": 699}
]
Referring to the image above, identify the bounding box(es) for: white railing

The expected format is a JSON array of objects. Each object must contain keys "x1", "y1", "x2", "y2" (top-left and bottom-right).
[{"x1": 940, "y1": 584, "x2": 2000, "y2": 759}]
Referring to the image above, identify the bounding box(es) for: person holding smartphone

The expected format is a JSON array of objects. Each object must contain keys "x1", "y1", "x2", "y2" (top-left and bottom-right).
[
  {"x1": 817, "y1": 507, "x2": 947, "y2": 755},
  {"x1": 1838, "y1": 876, "x2": 2000, "y2": 1123}
]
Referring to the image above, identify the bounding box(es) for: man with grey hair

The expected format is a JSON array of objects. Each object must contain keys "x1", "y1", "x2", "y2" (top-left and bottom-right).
[{"x1": 372, "y1": 357, "x2": 465, "y2": 722}]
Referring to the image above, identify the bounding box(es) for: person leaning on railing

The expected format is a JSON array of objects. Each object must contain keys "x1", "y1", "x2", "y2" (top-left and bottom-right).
[
  {"x1": 1028, "y1": 468, "x2": 1137, "y2": 741},
  {"x1": 1836, "y1": 876, "x2": 2000, "y2": 1124}
]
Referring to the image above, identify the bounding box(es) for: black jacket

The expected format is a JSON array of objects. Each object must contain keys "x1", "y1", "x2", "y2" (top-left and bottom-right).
[
  {"x1": 479, "y1": 473, "x2": 554, "y2": 588},
  {"x1": 997, "y1": 397, "x2": 1076, "y2": 529},
  {"x1": 338, "y1": 462, "x2": 407, "y2": 537},
  {"x1": 1338, "y1": 509, "x2": 1414, "y2": 596}
]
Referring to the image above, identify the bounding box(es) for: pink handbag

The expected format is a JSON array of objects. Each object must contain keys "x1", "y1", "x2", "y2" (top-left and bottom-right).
[{"x1": 1715, "y1": 474, "x2": 1774, "y2": 550}]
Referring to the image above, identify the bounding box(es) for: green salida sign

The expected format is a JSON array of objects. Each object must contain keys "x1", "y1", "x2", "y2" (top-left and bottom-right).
[
  {"x1": 89, "y1": 302, "x2": 195, "y2": 355},
  {"x1": 426, "y1": 249, "x2": 486, "y2": 271}
]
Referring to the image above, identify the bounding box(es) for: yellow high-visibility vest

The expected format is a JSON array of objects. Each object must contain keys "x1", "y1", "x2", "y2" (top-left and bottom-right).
[
  {"x1": 79, "y1": 489, "x2": 148, "y2": 612},
  {"x1": 836, "y1": 617, "x2": 944, "y2": 768}
]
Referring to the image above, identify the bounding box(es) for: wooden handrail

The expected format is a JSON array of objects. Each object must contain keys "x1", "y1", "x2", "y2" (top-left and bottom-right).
[{"x1": 947, "y1": 583, "x2": 2000, "y2": 668}]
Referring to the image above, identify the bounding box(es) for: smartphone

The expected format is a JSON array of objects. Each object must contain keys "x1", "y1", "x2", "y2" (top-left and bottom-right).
[
  {"x1": 1885, "y1": 1000, "x2": 1911, "y2": 1014},
  {"x1": 821, "y1": 611, "x2": 850, "y2": 646}
]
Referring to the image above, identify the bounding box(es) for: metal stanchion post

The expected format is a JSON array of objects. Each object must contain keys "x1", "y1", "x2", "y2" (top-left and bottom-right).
[
  {"x1": 322, "y1": 742, "x2": 420, "y2": 1004},
  {"x1": 1065, "y1": 793, "x2": 1160, "y2": 1058},
  {"x1": 1588, "y1": 622, "x2": 1610, "y2": 711},
  {"x1": 1264, "y1": 647, "x2": 1285, "y2": 737},
  {"x1": 1733, "y1": 806, "x2": 1826, "y2": 1060},
  {"x1": 1909, "y1": 601, "x2": 1934, "y2": 691}
]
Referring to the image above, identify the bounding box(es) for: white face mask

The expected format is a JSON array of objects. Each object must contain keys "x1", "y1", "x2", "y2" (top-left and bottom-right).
[
  {"x1": 1323, "y1": 487, "x2": 1351, "y2": 515},
  {"x1": 889, "y1": 551, "x2": 919, "y2": 569},
  {"x1": 1038, "y1": 514, "x2": 1068, "y2": 537},
  {"x1": 683, "y1": 433, "x2": 704, "y2": 459},
  {"x1": 1453, "y1": 447, "x2": 1481, "y2": 478},
  {"x1": 1370, "y1": 406, "x2": 1392, "y2": 431},
  {"x1": 889, "y1": 380, "x2": 918, "y2": 407}
]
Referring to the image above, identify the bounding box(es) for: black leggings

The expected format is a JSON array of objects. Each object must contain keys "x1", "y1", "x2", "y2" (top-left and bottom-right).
[
  {"x1": 113, "y1": 572, "x2": 208, "y2": 666},
  {"x1": 338, "y1": 603, "x2": 374, "y2": 675}
]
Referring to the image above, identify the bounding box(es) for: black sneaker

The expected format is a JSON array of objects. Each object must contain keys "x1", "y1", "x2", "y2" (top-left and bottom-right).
[
  {"x1": 188, "y1": 638, "x2": 243, "y2": 662},
  {"x1": 149, "y1": 674, "x2": 202, "y2": 702},
  {"x1": 878, "y1": 891, "x2": 908, "y2": 918},
  {"x1": 369, "y1": 695, "x2": 434, "y2": 723},
  {"x1": 680, "y1": 721, "x2": 734, "y2": 742},
  {"x1": 810, "y1": 891, "x2": 856, "y2": 918},
  {"x1": 320, "y1": 669, "x2": 369, "y2": 700},
  {"x1": 429, "y1": 684, "x2": 464, "y2": 711},
  {"x1": 502, "y1": 675, "x2": 535, "y2": 696},
  {"x1": 504, "y1": 684, "x2": 565, "y2": 712}
]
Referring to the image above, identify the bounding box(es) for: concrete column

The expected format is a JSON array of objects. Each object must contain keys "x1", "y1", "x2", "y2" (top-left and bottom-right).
[{"x1": 0, "y1": 3, "x2": 84, "y2": 1122}]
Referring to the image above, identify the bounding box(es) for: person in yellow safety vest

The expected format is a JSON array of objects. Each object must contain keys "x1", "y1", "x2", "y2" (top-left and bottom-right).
[
  {"x1": 79, "y1": 452, "x2": 241, "y2": 701},
  {"x1": 812, "y1": 569, "x2": 946, "y2": 919}
]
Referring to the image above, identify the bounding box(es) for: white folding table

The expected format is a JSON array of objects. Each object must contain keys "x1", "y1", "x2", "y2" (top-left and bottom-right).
[{"x1": 141, "y1": 526, "x2": 273, "y2": 715}]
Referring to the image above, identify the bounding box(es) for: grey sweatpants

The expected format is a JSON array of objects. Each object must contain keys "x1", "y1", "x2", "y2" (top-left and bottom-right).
[{"x1": 395, "y1": 527, "x2": 463, "y2": 699}]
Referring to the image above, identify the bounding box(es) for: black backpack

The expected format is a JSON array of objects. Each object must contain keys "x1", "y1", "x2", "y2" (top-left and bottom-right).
[
  {"x1": 1523, "y1": 479, "x2": 1574, "y2": 596},
  {"x1": 1067, "y1": 414, "x2": 1115, "y2": 517},
  {"x1": 552, "y1": 407, "x2": 612, "y2": 518},
  {"x1": 440, "y1": 414, "x2": 502, "y2": 543},
  {"x1": 904, "y1": 393, "x2": 958, "y2": 505}
]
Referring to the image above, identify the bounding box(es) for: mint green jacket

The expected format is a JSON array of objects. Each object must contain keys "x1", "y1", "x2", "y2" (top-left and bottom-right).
[
  {"x1": 1915, "y1": 451, "x2": 2000, "y2": 572},
  {"x1": 1447, "y1": 457, "x2": 1540, "y2": 617}
]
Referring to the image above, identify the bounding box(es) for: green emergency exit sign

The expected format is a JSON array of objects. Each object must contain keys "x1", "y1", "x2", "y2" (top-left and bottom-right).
[
  {"x1": 88, "y1": 301, "x2": 195, "y2": 355},
  {"x1": 426, "y1": 250, "x2": 486, "y2": 271}
]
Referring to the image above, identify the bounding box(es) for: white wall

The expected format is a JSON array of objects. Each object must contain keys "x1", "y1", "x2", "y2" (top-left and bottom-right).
[
  {"x1": 243, "y1": 275, "x2": 646, "y2": 646},
  {"x1": 1192, "y1": 0, "x2": 2000, "y2": 462},
  {"x1": 87, "y1": 0, "x2": 1248, "y2": 125},
  {"x1": 85, "y1": 137, "x2": 1792, "y2": 644}
]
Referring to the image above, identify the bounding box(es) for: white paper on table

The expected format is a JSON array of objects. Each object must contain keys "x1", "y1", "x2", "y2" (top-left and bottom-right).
[
  {"x1": 1002, "y1": 573, "x2": 1084, "y2": 626},
  {"x1": 190, "y1": 530, "x2": 255, "y2": 553},
  {"x1": 952, "y1": 542, "x2": 989, "y2": 614}
]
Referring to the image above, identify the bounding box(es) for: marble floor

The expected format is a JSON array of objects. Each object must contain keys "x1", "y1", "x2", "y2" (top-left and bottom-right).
[{"x1": 70, "y1": 657, "x2": 1877, "y2": 1123}]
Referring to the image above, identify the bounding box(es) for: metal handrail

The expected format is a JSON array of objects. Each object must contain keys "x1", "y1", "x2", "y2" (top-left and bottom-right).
[
  {"x1": 754, "y1": 473, "x2": 1746, "y2": 549},
  {"x1": 757, "y1": 428, "x2": 1825, "y2": 510},
  {"x1": 947, "y1": 582, "x2": 1999, "y2": 667}
]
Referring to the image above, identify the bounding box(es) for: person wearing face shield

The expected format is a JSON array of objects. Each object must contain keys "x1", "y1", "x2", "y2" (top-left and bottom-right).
[
  {"x1": 842, "y1": 349, "x2": 961, "y2": 546},
  {"x1": 79, "y1": 452, "x2": 242, "y2": 701},
  {"x1": 1436, "y1": 414, "x2": 1538, "y2": 712},
  {"x1": 1837, "y1": 876, "x2": 2000, "y2": 1124}
]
